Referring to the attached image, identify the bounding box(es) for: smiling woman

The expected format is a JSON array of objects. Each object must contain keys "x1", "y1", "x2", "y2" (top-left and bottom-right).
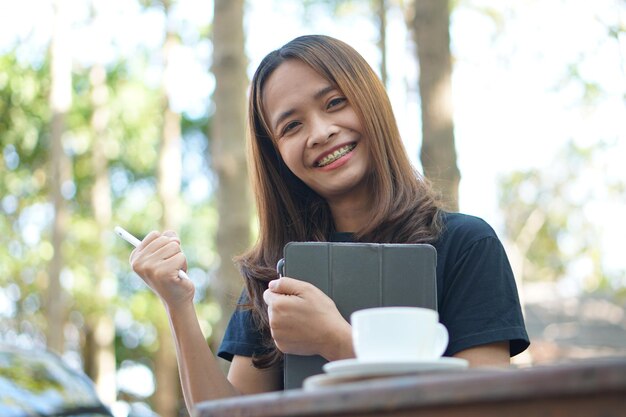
[
  {"x1": 129, "y1": 35, "x2": 529, "y2": 411},
  {"x1": 223, "y1": 34, "x2": 528, "y2": 376},
  {"x1": 263, "y1": 59, "x2": 371, "y2": 210}
]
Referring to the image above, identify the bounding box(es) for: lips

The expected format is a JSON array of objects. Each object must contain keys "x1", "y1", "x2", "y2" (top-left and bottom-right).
[{"x1": 315, "y1": 143, "x2": 357, "y2": 168}]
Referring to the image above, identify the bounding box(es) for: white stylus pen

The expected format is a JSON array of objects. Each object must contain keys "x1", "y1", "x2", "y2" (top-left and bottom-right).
[{"x1": 114, "y1": 226, "x2": 190, "y2": 280}]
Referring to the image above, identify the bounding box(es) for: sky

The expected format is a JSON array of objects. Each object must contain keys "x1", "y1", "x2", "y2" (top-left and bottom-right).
[{"x1": 1, "y1": 0, "x2": 625, "y2": 282}]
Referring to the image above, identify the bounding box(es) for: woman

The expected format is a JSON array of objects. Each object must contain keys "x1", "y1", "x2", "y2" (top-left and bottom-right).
[{"x1": 131, "y1": 35, "x2": 529, "y2": 410}]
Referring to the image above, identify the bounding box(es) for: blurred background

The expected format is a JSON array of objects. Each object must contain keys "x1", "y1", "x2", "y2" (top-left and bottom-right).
[{"x1": 0, "y1": 0, "x2": 625, "y2": 415}]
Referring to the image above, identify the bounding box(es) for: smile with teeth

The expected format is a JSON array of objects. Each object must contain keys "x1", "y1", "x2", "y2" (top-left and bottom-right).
[{"x1": 315, "y1": 143, "x2": 357, "y2": 167}]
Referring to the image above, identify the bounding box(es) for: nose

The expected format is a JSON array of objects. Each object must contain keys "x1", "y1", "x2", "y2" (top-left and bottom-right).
[{"x1": 306, "y1": 113, "x2": 338, "y2": 148}]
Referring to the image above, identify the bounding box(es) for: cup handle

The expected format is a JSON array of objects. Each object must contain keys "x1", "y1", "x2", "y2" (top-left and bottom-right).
[{"x1": 434, "y1": 323, "x2": 449, "y2": 357}]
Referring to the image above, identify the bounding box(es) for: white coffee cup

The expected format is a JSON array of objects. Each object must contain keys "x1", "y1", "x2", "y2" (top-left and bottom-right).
[{"x1": 350, "y1": 307, "x2": 449, "y2": 362}]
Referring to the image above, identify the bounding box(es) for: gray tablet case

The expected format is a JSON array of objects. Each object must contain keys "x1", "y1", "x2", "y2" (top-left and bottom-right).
[{"x1": 281, "y1": 242, "x2": 437, "y2": 389}]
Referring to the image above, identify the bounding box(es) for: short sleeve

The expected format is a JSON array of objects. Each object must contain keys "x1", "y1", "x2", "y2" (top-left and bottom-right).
[
  {"x1": 439, "y1": 235, "x2": 530, "y2": 357},
  {"x1": 217, "y1": 293, "x2": 269, "y2": 362}
]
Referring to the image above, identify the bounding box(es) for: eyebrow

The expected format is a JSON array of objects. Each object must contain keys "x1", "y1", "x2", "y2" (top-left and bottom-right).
[{"x1": 272, "y1": 84, "x2": 337, "y2": 132}]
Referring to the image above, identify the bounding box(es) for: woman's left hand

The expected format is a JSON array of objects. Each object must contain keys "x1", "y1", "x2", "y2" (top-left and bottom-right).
[{"x1": 263, "y1": 277, "x2": 354, "y2": 361}]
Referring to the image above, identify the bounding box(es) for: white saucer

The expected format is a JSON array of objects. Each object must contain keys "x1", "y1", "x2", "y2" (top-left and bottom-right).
[{"x1": 322, "y1": 357, "x2": 468, "y2": 378}]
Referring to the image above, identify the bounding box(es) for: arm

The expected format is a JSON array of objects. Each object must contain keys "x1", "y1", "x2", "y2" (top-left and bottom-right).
[
  {"x1": 228, "y1": 355, "x2": 283, "y2": 394},
  {"x1": 453, "y1": 341, "x2": 510, "y2": 367},
  {"x1": 167, "y1": 303, "x2": 283, "y2": 406},
  {"x1": 130, "y1": 231, "x2": 278, "y2": 412},
  {"x1": 167, "y1": 300, "x2": 239, "y2": 407}
]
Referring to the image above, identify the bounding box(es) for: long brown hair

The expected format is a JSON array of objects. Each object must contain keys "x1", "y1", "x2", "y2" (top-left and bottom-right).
[{"x1": 235, "y1": 35, "x2": 442, "y2": 368}]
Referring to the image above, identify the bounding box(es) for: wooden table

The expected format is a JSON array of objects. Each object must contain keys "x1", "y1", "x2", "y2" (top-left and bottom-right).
[{"x1": 195, "y1": 357, "x2": 626, "y2": 417}]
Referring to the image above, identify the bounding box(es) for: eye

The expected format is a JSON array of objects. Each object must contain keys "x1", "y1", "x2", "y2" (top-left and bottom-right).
[
  {"x1": 327, "y1": 97, "x2": 347, "y2": 110},
  {"x1": 281, "y1": 120, "x2": 301, "y2": 136}
]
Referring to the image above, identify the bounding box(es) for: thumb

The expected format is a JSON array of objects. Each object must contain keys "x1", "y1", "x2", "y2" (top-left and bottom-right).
[{"x1": 268, "y1": 277, "x2": 306, "y2": 296}]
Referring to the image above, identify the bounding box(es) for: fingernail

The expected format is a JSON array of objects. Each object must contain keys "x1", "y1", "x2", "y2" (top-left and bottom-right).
[{"x1": 269, "y1": 280, "x2": 277, "y2": 290}]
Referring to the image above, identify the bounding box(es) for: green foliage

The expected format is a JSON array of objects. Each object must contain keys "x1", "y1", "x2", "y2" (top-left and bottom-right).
[
  {"x1": 498, "y1": 140, "x2": 625, "y2": 295},
  {"x1": 0, "y1": 39, "x2": 218, "y2": 399},
  {"x1": 0, "y1": 52, "x2": 52, "y2": 344}
]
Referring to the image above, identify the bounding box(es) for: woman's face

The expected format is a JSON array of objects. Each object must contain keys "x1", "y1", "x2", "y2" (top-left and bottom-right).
[{"x1": 262, "y1": 59, "x2": 371, "y2": 204}]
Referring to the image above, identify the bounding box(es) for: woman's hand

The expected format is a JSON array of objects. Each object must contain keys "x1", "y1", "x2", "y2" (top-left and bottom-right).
[
  {"x1": 130, "y1": 230, "x2": 194, "y2": 309},
  {"x1": 263, "y1": 277, "x2": 354, "y2": 361}
]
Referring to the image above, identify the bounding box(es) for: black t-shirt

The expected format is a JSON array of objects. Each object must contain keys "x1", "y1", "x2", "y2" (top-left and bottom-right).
[{"x1": 217, "y1": 212, "x2": 530, "y2": 361}]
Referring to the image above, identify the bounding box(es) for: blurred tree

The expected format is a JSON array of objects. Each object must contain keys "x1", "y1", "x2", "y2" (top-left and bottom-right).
[
  {"x1": 153, "y1": 0, "x2": 185, "y2": 414},
  {"x1": 1, "y1": 0, "x2": 217, "y2": 412},
  {"x1": 210, "y1": 0, "x2": 249, "y2": 362},
  {"x1": 0, "y1": 52, "x2": 51, "y2": 348},
  {"x1": 98, "y1": 60, "x2": 171, "y2": 405},
  {"x1": 405, "y1": 0, "x2": 460, "y2": 211},
  {"x1": 46, "y1": 0, "x2": 72, "y2": 354},
  {"x1": 499, "y1": 140, "x2": 625, "y2": 296},
  {"x1": 82, "y1": 62, "x2": 117, "y2": 404},
  {"x1": 375, "y1": 0, "x2": 388, "y2": 86}
]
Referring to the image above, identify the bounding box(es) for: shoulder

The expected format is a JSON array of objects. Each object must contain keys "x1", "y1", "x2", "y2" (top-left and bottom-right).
[
  {"x1": 437, "y1": 211, "x2": 498, "y2": 248},
  {"x1": 433, "y1": 211, "x2": 507, "y2": 273}
]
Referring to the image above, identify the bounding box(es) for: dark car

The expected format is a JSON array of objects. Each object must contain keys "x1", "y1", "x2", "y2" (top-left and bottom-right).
[{"x1": 0, "y1": 345, "x2": 114, "y2": 417}]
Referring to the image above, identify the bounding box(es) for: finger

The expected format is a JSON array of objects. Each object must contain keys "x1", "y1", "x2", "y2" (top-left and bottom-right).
[
  {"x1": 138, "y1": 231, "x2": 161, "y2": 250},
  {"x1": 263, "y1": 288, "x2": 284, "y2": 308},
  {"x1": 130, "y1": 235, "x2": 163, "y2": 263},
  {"x1": 145, "y1": 252, "x2": 186, "y2": 280},
  {"x1": 269, "y1": 277, "x2": 306, "y2": 295},
  {"x1": 162, "y1": 230, "x2": 181, "y2": 243},
  {"x1": 152, "y1": 239, "x2": 182, "y2": 261},
  {"x1": 263, "y1": 288, "x2": 274, "y2": 306},
  {"x1": 131, "y1": 238, "x2": 183, "y2": 276},
  {"x1": 144, "y1": 235, "x2": 178, "y2": 254},
  {"x1": 163, "y1": 252, "x2": 187, "y2": 279}
]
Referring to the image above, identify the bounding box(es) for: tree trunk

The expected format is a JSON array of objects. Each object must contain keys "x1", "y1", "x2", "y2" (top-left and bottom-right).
[
  {"x1": 154, "y1": 311, "x2": 180, "y2": 417},
  {"x1": 375, "y1": 0, "x2": 388, "y2": 87},
  {"x1": 154, "y1": 3, "x2": 184, "y2": 414},
  {"x1": 211, "y1": 0, "x2": 249, "y2": 366},
  {"x1": 46, "y1": 0, "x2": 71, "y2": 354},
  {"x1": 85, "y1": 63, "x2": 117, "y2": 405},
  {"x1": 408, "y1": 0, "x2": 460, "y2": 211}
]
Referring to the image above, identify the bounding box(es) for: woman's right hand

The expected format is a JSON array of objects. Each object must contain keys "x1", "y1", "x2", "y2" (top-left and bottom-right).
[{"x1": 130, "y1": 230, "x2": 194, "y2": 309}]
